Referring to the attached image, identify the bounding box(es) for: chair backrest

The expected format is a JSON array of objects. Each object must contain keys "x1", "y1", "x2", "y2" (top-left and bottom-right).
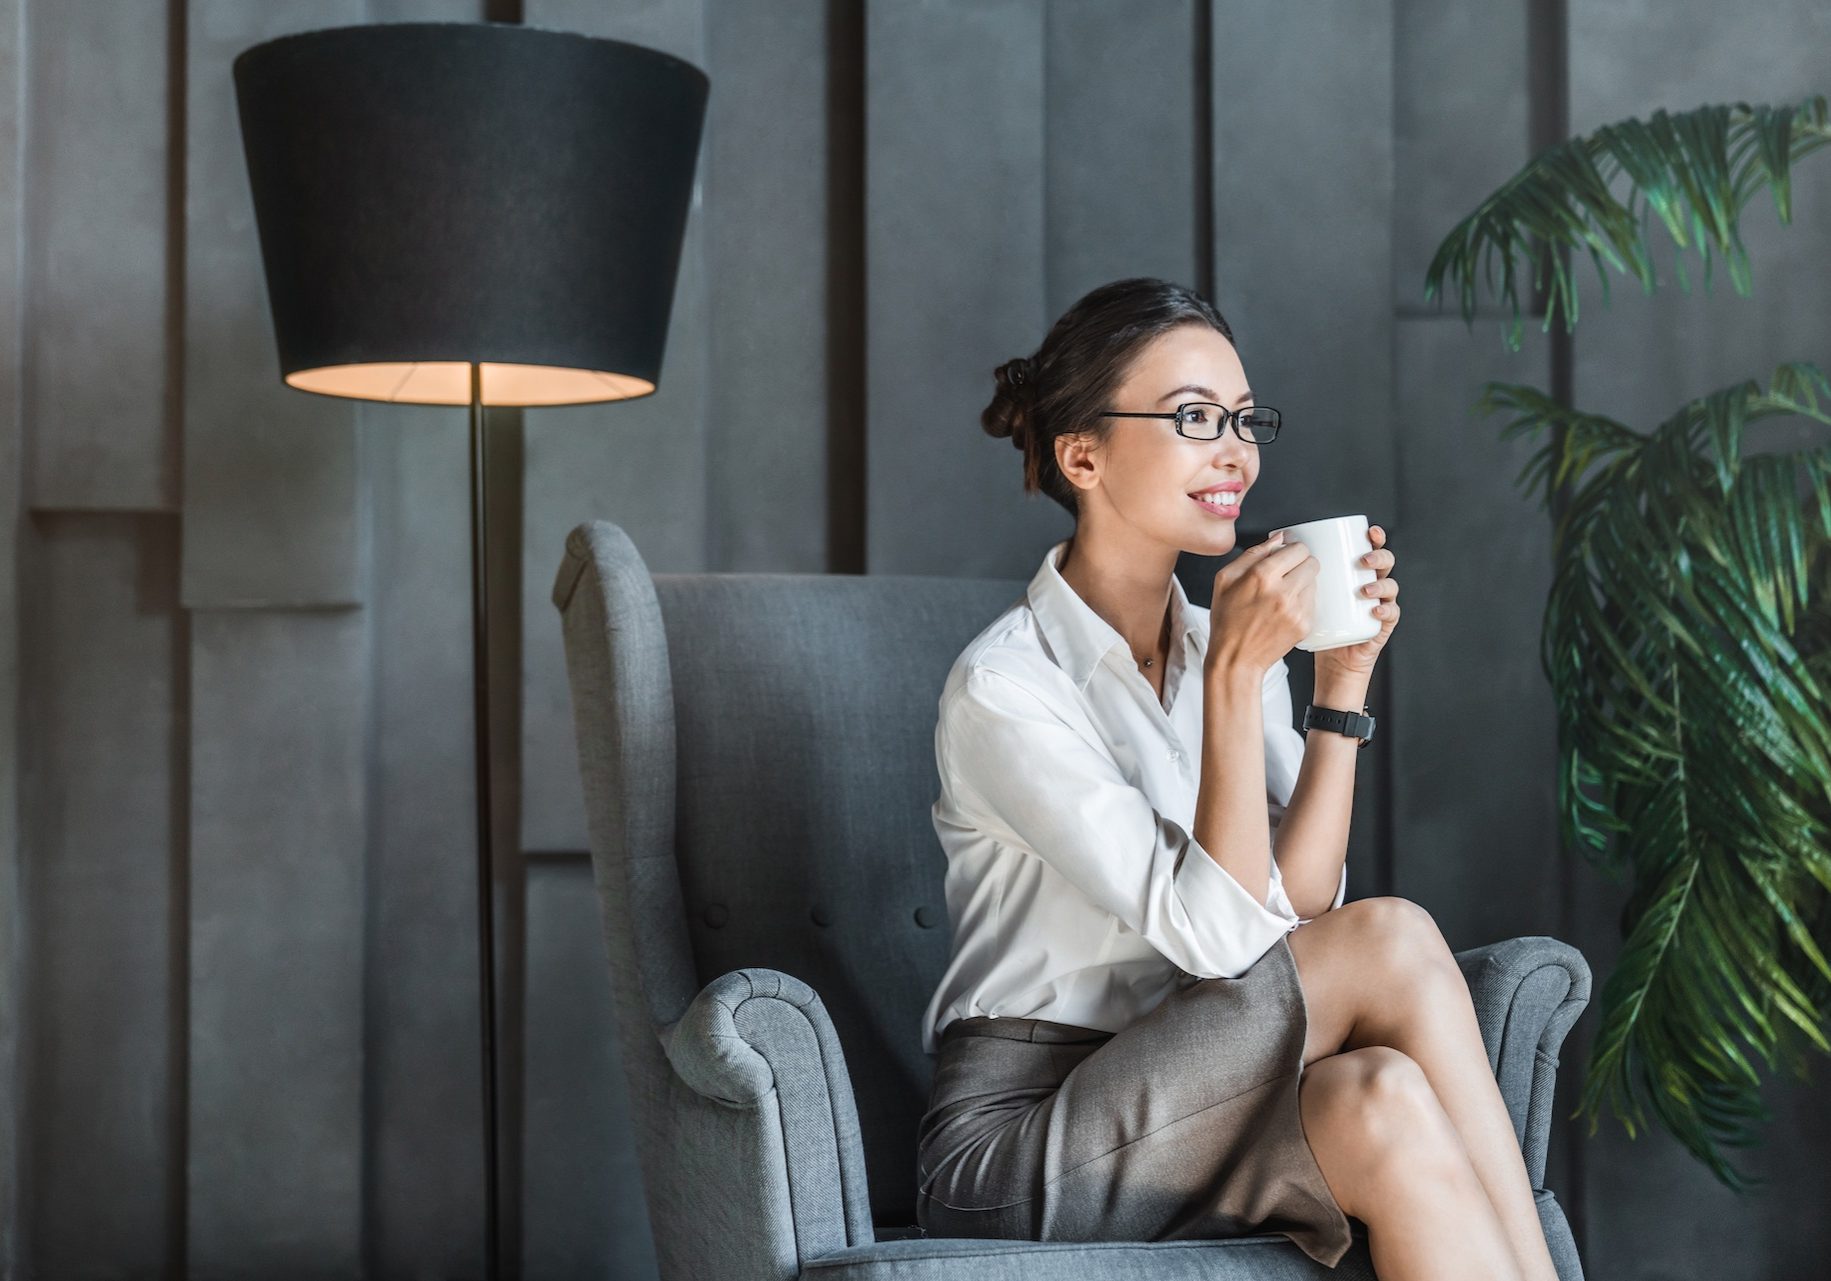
[{"x1": 551, "y1": 520, "x2": 1026, "y2": 1230}]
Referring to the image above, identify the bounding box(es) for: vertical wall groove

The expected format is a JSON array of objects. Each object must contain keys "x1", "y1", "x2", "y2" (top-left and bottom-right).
[
  {"x1": 1192, "y1": 1, "x2": 1214, "y2": 303},
  {"x1": 163, "y1": 2, "x2": 190, "y2": 1277},
  {"x1": 826, "y1": 0, "x2": 866, "y2": 577},
  {"x1": 1, "y1": 0, "x2": 25, "y2": 1270},
  {"x1": 1528, "y1": 0, "x2": 1580, "y2": 1255}
]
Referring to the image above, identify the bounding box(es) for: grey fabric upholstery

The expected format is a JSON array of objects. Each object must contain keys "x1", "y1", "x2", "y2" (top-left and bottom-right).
[{"x1": 551, "y1": 519, "x2": 1592, "y2": 1281}]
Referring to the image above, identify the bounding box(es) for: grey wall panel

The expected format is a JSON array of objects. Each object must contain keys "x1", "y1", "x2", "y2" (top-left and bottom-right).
[
  {"x1": 1045, "y1": 0, "x2": 1201, "y2": 311},
  {"x1": 181, "y1": 0, "x2": 365, "y2": 609},
  {"x1": 1, "y1": 0, "x2": 24, "y2": 1265},
  {"x1": 18, "y1": 515, "x2": 182, "y2": 1277},
  {"x1": 1388, "y1": 323, "x2": 1560, "y2": 947},
  {"x1": 23, "y1": 0, "x2": 174, "y2": 512},
  {"x1": 706, "y1": 0, "x2": 838, "y2": 574},
  {"x1": 362, "y1": 407, "x2": 490, "y2": 1280},
  {"x1": 521, "y1": 859, "x2": 656, "y2": 1281},
  {"x1": 1565, "y1": 3, "x2": 1831, "y2": 1277},
  {"x1": 520, "y1": 0, "x2": 711, "y2": 857},
  {"x1": 1392, "y1": 0, "x2": 1532, "y2": 311},
  {"x1": 188, "y1": 609, "x2": 368, "y2": 1280},
  {"x1": 1392, "y1": 0, "x2": 1547, "y2": 937},
  {"x1": 1209, "y1": 0, "x2": 1396, "y2": 528},
  {"x1": 865, "y1": 0, "x2": 1054, "y2": 577},
  {"x1": 1569, "y1": 1, "x2": 1831, "y2": 453}
]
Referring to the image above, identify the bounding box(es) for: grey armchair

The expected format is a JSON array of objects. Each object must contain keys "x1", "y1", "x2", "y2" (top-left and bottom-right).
[{"x1": 551, "y1": 519, "x2": 1592, "y2": 1281}]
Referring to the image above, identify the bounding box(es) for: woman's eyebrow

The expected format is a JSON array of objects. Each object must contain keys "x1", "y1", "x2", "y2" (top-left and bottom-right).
[{"x1": 1158, "y1": 384, "x2": 1253, "y2": 407}]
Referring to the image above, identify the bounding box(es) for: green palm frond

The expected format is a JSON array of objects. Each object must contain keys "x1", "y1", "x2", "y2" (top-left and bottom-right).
[
  {"x1": 1475, "y1": 362, "x2": 1831, "y2": 1188},
  {"x1": 1425, "y1": 96, "x2": 1831, "y2": 351}
]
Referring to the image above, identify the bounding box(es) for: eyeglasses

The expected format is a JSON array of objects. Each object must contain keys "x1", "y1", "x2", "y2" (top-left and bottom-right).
[{"x1": 1097, "y1": 402, "x2": 1281, "y2": 443}]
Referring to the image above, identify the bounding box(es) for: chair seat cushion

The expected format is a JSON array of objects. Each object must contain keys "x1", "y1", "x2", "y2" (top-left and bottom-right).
[{"x1": 801, "y1": 1230, "x2": 1376, "y2": 1280}]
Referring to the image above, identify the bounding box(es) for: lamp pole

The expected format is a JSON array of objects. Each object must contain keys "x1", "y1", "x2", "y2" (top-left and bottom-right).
[{"x1": 468, "y1": 359, "x2": 503, "y2": 1280}]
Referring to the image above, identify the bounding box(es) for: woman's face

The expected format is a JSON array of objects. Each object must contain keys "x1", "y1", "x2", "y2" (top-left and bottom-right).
[{"x1": 1055, "y1": 323, "x2": 1260, "y2": 556}]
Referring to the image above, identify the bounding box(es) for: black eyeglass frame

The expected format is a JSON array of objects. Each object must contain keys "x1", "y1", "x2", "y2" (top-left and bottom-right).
[{"x1": 1097, "y1": 402, "x2": 1281, "y2": 443}]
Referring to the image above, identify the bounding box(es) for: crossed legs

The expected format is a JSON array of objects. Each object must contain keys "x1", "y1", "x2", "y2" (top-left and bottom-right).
[{"x1": 1284, "y1": 897, "x2": 1561, "y2": 1281}]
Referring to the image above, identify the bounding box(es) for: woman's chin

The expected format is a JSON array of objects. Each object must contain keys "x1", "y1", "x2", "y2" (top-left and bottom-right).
[{"x1": 1176, "y1": 524, "x2": 1237, "y2": 557}]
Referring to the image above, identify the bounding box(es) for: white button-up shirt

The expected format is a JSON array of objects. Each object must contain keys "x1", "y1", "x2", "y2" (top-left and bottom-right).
[{"x1": 921, "y1": 537, "x2": 1348, "y2": 1055}]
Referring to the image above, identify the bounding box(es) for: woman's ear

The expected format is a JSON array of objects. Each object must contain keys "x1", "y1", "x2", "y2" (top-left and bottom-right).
[{"x1": 1055, "y1": 432, "x2": 1099, "y2": 493}]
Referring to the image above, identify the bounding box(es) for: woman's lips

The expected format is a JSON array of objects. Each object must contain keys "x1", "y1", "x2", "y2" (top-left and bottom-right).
[{"x1": 1188, "y1": 493, "x2": 1241, "y2": 517}]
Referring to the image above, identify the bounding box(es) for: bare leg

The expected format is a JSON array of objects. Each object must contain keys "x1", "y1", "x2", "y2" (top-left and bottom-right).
[
  {"x1": 1299, "y1": 1046, "x2": 1524, "y2": 1280},
  {"x1": 1332, "y1": 900, "x2": 1560, "y2": 1281}
]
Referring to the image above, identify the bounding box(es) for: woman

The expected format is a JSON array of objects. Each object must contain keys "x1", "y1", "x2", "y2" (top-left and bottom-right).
[{"x1": 914, "y1": 278, "x2": 1558, "y2": 1281}]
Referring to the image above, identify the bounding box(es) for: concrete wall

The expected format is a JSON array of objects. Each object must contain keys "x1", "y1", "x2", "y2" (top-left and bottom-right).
[{"x1": 1, "y1": 1, "x2": 1826, "y2": 1277}]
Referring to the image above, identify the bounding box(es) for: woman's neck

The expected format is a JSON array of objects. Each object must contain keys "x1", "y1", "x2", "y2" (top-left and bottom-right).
[{"x1": 1058, "y1": 534, "x2": 1178, "y2": 666}]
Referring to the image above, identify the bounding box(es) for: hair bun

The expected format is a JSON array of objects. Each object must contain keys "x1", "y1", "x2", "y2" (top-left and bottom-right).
[
  {"x1": 996, "y1": 354, "x2": 1039, "y2": 400},
  {"x1": 983, "y1": 355, "x2": 1039, "y2": 444}
]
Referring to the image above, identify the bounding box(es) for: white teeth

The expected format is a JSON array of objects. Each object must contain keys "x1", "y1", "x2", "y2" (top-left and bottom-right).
[{"x1": 1195, "y1": 491, "x2": 1239, "y2": 505}]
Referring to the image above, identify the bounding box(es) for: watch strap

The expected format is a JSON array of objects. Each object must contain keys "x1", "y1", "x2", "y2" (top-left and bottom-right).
[{"x1": 1303, "y1": 702, "x2": 1376, "y2": 747}]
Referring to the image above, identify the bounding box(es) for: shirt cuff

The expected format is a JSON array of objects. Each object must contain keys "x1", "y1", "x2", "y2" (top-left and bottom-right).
[{"x1": 1172, "y1": 832, "x2": 1300, "y2": 977}]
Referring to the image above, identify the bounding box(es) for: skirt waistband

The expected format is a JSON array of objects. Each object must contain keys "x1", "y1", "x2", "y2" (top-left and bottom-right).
[{"x1": 939, "y1": 1014, "x2": 1117, "y2": 1046}]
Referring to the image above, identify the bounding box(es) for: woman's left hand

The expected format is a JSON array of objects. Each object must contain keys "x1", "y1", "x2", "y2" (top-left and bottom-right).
[{"x1": 1313, "y1": 524, "x2": 1400, "y2": 679}]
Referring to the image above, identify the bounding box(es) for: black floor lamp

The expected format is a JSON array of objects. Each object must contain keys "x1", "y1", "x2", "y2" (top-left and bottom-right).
[{"x1": 231, "y1": 22, "x2": 708, "y2": 1280}]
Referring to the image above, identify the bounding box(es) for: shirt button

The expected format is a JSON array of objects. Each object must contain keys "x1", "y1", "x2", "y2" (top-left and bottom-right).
[{"x1": 1167, "y1": 749, "x2": 1181, "y2": 762}]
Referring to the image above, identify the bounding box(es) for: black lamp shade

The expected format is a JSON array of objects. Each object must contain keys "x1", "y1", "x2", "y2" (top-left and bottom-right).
[{"x1": 232, "y1": 22, "x2": 709, "y2": 406}]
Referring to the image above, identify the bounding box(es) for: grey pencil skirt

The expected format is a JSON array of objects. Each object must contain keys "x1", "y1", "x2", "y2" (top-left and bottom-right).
[{"x1": 915, "y1": 932, "x2": 1356, "y2": 1269}]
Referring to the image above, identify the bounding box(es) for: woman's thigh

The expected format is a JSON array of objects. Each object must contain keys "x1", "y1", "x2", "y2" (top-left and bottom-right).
[
  {"x1": 919, "y1": 939, "x2": 1320, "y2": 1242},
  {"x1": 1284, "y1": 896, "x2": 1461, "y2": 1067}
]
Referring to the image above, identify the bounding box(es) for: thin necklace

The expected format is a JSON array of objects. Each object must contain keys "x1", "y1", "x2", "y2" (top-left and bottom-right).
[{"x1": 1133, "y1": 600, "x2": 1172, "y2": 669}]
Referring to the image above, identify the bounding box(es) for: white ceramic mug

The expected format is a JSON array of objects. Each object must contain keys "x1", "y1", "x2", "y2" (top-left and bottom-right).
[{"x1": 1266, "y1": 513, "x2": 1382, "y2": 652}]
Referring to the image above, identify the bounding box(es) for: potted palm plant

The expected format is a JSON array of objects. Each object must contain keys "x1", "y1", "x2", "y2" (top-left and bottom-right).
[{"x1": 1423, "y1": 94, "x2": 1831, "y2": 1191}]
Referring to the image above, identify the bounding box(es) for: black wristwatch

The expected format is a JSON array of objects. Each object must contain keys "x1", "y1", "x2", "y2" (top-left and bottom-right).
[{"x1": 1302, "y1": 702, "x2": 1376, "y2": 748}]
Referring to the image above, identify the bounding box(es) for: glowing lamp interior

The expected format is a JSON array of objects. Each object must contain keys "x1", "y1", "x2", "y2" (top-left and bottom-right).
[{"x1": 285, "y1": 360, "x2": 655, "y2": 406}]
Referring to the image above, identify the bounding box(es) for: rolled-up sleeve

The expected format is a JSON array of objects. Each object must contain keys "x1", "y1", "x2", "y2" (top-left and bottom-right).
[{"x1": 938, "y1": 668, "x2": 1296, "y2": 979}]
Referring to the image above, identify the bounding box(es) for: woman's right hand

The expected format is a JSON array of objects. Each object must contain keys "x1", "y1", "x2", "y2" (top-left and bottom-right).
[{"x1": 1204, "y1": 533, "x2": 1319, "y2": 679}]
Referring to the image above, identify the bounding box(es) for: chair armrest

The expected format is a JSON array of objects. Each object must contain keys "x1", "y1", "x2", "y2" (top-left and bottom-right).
[
  {"x1": 657, "y1": 968, "x2": 874, "y2": 1277},
  {"x1": 1454, "y1": 935, "x2": 1592, "y2": 1189}
]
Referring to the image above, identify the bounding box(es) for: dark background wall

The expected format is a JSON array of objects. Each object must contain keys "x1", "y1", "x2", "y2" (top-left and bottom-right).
[{"x1": 1, "y1": 1, "x2": 1827, "y2": 1278}]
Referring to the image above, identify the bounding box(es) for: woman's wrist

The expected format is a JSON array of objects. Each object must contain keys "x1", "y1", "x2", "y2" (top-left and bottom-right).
[
  {"x1": 1312, "y1": 663, "x2": 1372, "y2": 710},
  {"x1": 1202, "y1": 659, "x2": 1264, "y2": 705}
]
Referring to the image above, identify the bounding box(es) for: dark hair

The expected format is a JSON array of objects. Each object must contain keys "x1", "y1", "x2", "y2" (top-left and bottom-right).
[{"x1": 981, "y1": 277, "x2": 1236, "y2": 519}]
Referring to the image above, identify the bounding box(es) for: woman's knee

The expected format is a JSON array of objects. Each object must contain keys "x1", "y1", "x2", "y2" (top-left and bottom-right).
[
  {"x1": 1346, "y1": 896, "x2": 1461, "y2": 983},
  {"x1": 1299, "y1": 1047, "x2": 1467, "y2": 1210}
]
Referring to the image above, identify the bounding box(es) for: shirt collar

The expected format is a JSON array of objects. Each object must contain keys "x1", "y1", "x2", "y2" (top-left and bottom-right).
[{"x1": 1027, "y1": 538, "x2": 1203, "y2": 689}]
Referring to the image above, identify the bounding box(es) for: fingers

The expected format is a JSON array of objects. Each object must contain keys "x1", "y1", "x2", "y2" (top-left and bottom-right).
[{"x1": 1232, "y1": 533, "x2": 1303, "y2": 575}]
